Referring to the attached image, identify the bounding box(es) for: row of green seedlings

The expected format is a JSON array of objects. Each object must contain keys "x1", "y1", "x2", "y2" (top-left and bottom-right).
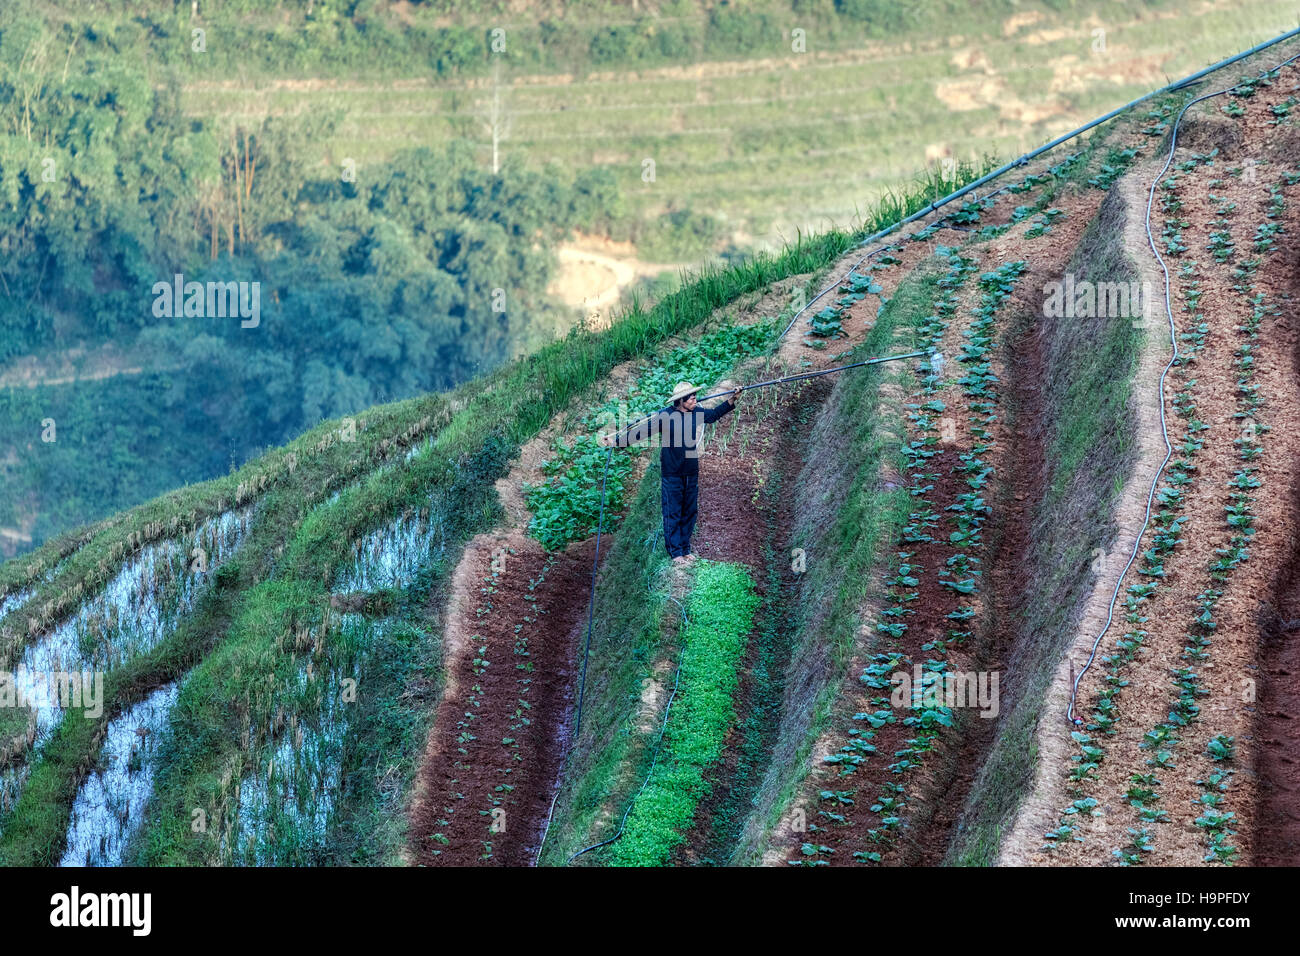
[
  {"x1": 485, "y1": 551, "x2": 553, "y2": 861},
  {"x1": 808, "y1": 192, "x2": 994, "y2": 342},
  {"x1": 1235, "y1": 61, "x2": 1298, "y2": 126},
  {"x1": 910, "y1": 150, "x2": 1086, "y2": 245},
  {"x1": 431, "y1": 555, "x2": 503, "y2": 858},
  {"x1": 1160, "y1": 151, "x2": 1227, "y2": 257},
  {"x1": 806, "y1": 250, "x2": 899, "y2": 341},
  {"x1": 1190, "y1": 173, "x2": 1288, "y2": 863},
  {"x1": 1050, "y1": 143, "x2": 1280, "y2": 858},
  {"x1": 806, "y1": 190, "x2": 1004, "y2": 342},
  {"x1": 807, "y1": 147, "x2": 1088, "y2": 349},
  {"x1": 608, "y1": 560, "x2": 760, "y2": 866},
  {"x1": 523, "y1": 320, "x2": 775, "y2": 552},
  {"x1": 1219, "y1": 66, "x2": 1287, "y2": 119},
  {"x1": 427, "y1": 548, "x2": 552, "y2": 861},
  {"x1": 1117, "y1": 225, "x2": 1279, "y2": 866},
  {"x1": 803, "y1": 148, "x2": 1088, "y2": 350},
  {"x1": 1087, "y1": 146, "x2": 1144, "y2": 192},
  {"x1": 1115, "y1": 114, "x2": 1296, "y2": 867},
  {"x1": 795, "y1": 252, "x2": 1028, "y2": 864},
  {"x1": 970, "y1": 151, "x2": 1087, "y2": 242},
  {"x1": 1047, "y1": 147, "x2": 1224, "y2": 854},
  {"x1": 857, "y1": 258, "x2": 1029, "y2": 864},
  {"x1": 793, "y1": 247, "x2": 978, "y2": 865},
  {"x1": 806, "y1": 185, "x2": 1055, "y2": 344}
]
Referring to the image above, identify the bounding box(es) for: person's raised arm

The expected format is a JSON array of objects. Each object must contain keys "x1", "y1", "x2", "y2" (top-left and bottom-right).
[{"x1": 702, "y1": 386, "x2": 743, "y2": 424}]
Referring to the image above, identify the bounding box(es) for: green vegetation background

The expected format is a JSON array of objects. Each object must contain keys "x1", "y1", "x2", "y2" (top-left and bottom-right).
[{"x1": 1, "y1": 0, "x2": 1289, "y2": 553}]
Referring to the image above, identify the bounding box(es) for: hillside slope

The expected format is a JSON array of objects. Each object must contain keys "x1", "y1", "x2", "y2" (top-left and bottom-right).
[{"x1": 3, "y1": 32, "x2": 1300, "y2": 868}]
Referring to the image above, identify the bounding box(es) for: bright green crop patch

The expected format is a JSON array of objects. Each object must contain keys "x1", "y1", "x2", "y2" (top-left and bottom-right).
[{"x1": 609, "y1": 560, "x2": 760, "y2": 867}]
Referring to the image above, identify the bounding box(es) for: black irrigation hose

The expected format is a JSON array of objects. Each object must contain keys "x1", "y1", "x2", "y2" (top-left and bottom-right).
[
  {"x1": 1065, "y1": 45, "x2": 1300, "y2": 725},
  {"x1": 774, "y1": 26, "x2": 1300, "y2": 347},
  {"x1": 699, "y1": 350, "x2": 930, "y2": 402},
  {"x1": 536, "y1": 29, "x2": 1300, "y2": 861}
]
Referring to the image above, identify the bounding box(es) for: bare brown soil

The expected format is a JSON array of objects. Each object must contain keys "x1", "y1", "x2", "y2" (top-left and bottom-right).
[
  {"x1": 774, "y1": 182, "x2": 1109, "y2": 866},
  {"x1": 409, "y1": 535, "x2": 594, "y2": 866},
  {"x1": 1034, "y1": 63, "x2": 1300, "y2": 867},
  {"x1": 1257, "y1": 540, "x2": 1300, "y2": 865}
]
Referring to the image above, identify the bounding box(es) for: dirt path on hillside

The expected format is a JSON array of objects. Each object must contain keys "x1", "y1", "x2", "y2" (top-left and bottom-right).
[
  {"x1": 1018, "y1": 64, "x2": 1300, "y2": 867},
  {"x1": 0, "y1": 344, "x2": 177, "y2": 389}
]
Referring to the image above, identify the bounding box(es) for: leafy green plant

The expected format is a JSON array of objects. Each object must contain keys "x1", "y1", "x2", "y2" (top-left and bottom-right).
[
  {"x1": 609, "y1": 560, "x2": 759, "y2": 866},
  {"x1": 1206, "y1": 734, "x2": 1235, "y2": 761}
]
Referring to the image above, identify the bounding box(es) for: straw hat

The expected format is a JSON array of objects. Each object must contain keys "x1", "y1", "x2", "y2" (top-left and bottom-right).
[{"x1": 668, "y1": 381, "x2": 700, "y2": 404}]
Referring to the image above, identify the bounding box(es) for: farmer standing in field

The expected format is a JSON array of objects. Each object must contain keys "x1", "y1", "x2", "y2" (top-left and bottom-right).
[{"x1": 599, "y1": 380, "x2": 742, "y2": 564}]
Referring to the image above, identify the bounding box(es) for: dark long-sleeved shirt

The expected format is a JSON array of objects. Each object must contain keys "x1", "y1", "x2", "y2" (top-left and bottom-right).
[{"x1": 609, "y1": 400, "x2": 735, "y2": 477}]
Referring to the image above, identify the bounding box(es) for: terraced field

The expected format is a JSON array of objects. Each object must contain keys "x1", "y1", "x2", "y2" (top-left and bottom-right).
[
  {"x1": 4, "y1": 30, "x2": 1300, "y2": 869},
  {"x1": 180, "y1": 0, "x2": 1300, "y2": 248}
]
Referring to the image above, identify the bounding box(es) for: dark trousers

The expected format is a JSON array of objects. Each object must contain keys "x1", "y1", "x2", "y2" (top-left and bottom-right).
[{"x1": 660, "y1": 474, "x2": 699, "y2": 558}]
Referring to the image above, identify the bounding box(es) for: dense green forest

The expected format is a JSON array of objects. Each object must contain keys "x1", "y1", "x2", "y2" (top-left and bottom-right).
[{"x1": 0, "y1": 5, "x2": 645, "y2": 548}]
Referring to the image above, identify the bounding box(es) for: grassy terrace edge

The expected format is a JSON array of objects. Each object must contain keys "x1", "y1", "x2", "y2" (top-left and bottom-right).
[{"x1": 946, "y1": 173, "x2": 1147, "y2": 866}]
